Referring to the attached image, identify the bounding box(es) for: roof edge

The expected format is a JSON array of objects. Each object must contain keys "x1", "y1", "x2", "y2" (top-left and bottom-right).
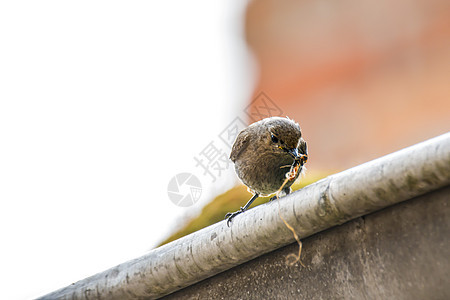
[{"x1": 39, "y1": 133, "x2": 450, "y2": 299}]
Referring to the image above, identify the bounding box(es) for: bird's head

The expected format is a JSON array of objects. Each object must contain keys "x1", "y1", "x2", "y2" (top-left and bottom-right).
[{"x1": 264, "y1": 117, "x2": 308, "y2": 164}]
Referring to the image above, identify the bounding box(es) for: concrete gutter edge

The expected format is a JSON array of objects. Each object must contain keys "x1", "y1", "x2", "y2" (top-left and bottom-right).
[{"x1": 39, "y1": 132, "x2": 450, "y2": 300}]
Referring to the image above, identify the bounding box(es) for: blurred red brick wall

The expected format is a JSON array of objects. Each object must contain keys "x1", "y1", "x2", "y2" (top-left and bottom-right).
[{"x1": 245, "y1": 0, "x2": 450, "y2": 170}]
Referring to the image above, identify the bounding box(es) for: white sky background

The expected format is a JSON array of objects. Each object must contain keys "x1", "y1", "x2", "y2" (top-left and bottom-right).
[{"x1": 0, "y1": 1, "x2": 253, "y2": 299}]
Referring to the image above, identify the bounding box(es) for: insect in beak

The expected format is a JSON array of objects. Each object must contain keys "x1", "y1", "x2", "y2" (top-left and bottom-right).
[{"x1": 299, "y1": 153, "x2": 308, "y2": 164}]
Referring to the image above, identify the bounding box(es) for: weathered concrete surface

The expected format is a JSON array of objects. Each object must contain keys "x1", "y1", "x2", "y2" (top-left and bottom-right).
[{"x1": 164, "y1": 185, "x2": 450, "y2": 300}]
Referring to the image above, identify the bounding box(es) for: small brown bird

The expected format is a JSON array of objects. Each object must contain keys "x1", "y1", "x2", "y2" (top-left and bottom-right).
[{"x1": 225, "y1": 117, "x2": 308, "y2": 226}]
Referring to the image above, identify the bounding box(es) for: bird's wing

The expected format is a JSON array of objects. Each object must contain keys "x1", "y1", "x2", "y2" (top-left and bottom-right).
[{"x1": 230, "y1": 129, "x2": 251, "y2": 162}]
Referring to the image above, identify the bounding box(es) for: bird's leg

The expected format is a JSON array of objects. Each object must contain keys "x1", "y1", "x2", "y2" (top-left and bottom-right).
[
  {"x1": 269, "y1": 187, "x2": 291, "y2": 201},
  {"x1": 269, "y1": 195, "x2": 278, "y2": 202},
  {"x1": 225, "y1": 193, "x2": 259, "y2": 226}
]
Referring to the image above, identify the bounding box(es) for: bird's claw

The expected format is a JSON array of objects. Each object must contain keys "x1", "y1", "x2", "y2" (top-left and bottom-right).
[{"x1": 224, "y1": 208, "x2": 244, "y2": 227}]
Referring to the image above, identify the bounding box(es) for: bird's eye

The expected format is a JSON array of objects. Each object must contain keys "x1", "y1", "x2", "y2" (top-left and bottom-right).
[{"x1": 271, "y1": 134, "x2": 279, "y2": 143}]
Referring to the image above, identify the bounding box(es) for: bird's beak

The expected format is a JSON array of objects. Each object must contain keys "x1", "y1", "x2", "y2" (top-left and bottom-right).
[
  {"x1": 288, "y1": 148, "x2": 299, "y2": 159},
  {"x1": 288, "y1": 148, "x2": 308, "y2": 164}
]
